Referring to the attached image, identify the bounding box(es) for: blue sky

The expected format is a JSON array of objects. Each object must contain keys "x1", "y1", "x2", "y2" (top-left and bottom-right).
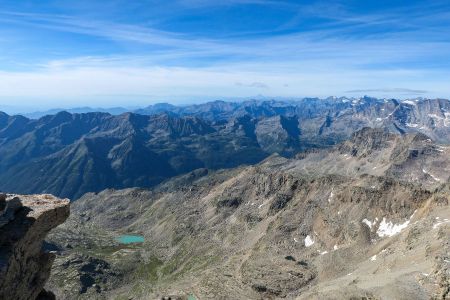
[{"x1": 0, "y1": 0, "x2": 449, "y2": 109}]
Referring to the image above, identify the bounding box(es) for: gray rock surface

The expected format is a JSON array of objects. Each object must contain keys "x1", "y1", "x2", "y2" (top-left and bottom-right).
[
  {"x1": 0, "y1": 194, "x2": 69, "y2": 300},
  {"x1": 47, "y1": 129, "x2": 449, "y2": 299}
]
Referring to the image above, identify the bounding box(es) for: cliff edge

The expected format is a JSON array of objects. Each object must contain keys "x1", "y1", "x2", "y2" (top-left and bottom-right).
[{"x1": 0, "y1": 193, "x2": 69, "y2": 300}]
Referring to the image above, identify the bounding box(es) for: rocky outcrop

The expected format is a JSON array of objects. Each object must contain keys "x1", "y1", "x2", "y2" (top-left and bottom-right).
[
  {"x1": 48, "y1": 253, "x2": 123, "y2": 298},
  {"x1": 0, "y1": 193, "x2": 69, "y2": 300}
]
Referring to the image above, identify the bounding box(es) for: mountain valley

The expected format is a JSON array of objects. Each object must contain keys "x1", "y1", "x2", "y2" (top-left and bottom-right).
[{"x1": 45, "y1": 127, "x2": 450, "y2": 299}]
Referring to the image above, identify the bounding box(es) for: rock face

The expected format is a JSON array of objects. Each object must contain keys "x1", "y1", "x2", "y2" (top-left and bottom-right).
[{"x1": 0, "y1": 194, "x2": 70, "y2": 300}]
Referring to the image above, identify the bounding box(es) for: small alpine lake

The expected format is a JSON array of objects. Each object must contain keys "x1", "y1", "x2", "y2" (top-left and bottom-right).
[{"x1": 115, "y1": 235, "x2": 145, "y2": 244}]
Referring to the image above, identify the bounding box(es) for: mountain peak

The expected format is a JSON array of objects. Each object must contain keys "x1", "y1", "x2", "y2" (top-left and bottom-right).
[{"x1": 339, "y1": 127, "x2": 397, "y2": 156}]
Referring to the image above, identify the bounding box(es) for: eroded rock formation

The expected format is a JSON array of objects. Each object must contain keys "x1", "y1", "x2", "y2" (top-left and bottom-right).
[{"x1": 0, "y1": 193, "x2": 69, "y2": 300}]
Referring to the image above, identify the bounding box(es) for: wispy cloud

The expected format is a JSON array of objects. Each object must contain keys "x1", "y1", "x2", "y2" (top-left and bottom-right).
[
  {"x1": 1, "y1": 4, "x2": 450, "y2": 69},
  {"x1": 178, "y1": 0, "x2": 285, "y2": 8},
  {"x1": 345, "y1": 88, "x2": 429, "y2": 95},
  {"x1": 235, "y1": 81, "x2": 269, "y2": 88},
  {"x1": 0, "y1": 11, "x2": 215, "y2": 49},
  {"x1": 0, "y1": 0, "x2": 449, "y2": 105}
]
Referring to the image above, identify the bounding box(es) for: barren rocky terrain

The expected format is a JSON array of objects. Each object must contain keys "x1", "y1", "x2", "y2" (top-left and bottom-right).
[{"x1": 46, "y1": 128, "x2": 450, "y2": 299}]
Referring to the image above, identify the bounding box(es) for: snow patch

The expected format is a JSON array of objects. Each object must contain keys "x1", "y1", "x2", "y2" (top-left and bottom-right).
[
  {"x1": 377, "y1": 217, "x2": 409, "y2": 237},
  {"x1": 428, "y1": 113, "x2": 443, "y2": 120},
  {"x1": 430, "y1": 174, "x2": 440, "y2": 181},
  {"x1": 333, "y1": 245, "x2": 338, "y2": 250},
  {"x1": 376, "y1": 211, "x2": 415, "y2": 237},
  {"x1": 304, "y1": 235, "x2": 314, "y2": 247},
  {"x1": 328, "y1": 191, "x2": 334, "y2": 203},
  {"x1": 422, "y1": 169, "x2": 441, "y2": 181},
  {"x1": 444, "y1": 112, "x2": 450, "y2": 127},
  {"x1": 362, "y1": 218, "x2": 375, "y2": 229},
  {"x1": 370, "y1": 255, "x2": 377, "y2": 261},
  {"x1": 403, "y1": 100, "x2": 417, "y2": 106},
  {"x1": 433, "y1": 219, "x2": 450, "y2": 229}
]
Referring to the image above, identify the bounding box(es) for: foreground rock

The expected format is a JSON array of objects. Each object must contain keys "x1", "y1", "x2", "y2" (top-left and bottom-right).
[{"x1": 0, "y1": 193, "x2": 70, "y2": 300}]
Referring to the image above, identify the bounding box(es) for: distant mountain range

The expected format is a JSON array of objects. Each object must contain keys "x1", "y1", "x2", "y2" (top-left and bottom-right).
[
  {"x1": 24, "y1": 97, "x2": 450, "y2": 141},
  {"x1": 1, "y1": 97, "x2": 450, "y2": 199},
  {"x1": 24, "y1": 106, "x2": 131, "y2": 119}
]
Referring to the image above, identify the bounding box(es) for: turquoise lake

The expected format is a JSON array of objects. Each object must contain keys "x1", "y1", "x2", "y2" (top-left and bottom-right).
[{"x1": 116, "y1": 235, "x2": 145, "y2": 244}]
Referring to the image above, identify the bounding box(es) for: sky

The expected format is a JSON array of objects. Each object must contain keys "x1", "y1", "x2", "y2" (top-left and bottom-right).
[{"x1": 0, "y1": 0, "x2": 450, "y2": 110}]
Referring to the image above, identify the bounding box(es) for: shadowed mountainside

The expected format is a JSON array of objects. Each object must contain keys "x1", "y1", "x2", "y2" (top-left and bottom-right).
[
  {"x1": 136, "y1": 97, "x2": 450, "y2": 143},
  {"x1": 2, "y1": 97, "x2": 450, "y2": 200}
]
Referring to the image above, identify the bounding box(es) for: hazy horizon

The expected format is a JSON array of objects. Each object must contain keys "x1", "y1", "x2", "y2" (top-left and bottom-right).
[{"x1": 1, "y1": 94, "x2": 447, "y2": 115}]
